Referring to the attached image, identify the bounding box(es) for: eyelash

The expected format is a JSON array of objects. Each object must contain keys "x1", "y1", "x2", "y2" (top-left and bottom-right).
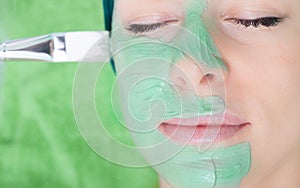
[
  {"x1": 126, "y1": 22, "x2": 168, "y2": 34},
  {"x1": 227, "y1": 17, "x2": 282, "y2": 28},
  {"x1": 126, "y1": 17, "x2": 282, "y2": 34}
]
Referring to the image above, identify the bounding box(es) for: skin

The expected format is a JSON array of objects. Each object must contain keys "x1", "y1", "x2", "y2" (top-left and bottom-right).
[{"x1": 113, "y1": 0, "x2": 300, "y2": 187}]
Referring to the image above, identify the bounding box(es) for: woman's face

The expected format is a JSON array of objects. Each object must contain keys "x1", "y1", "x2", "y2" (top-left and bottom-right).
[{"x1": 112, "y1": 0, "x2": 300, "y2": 187}]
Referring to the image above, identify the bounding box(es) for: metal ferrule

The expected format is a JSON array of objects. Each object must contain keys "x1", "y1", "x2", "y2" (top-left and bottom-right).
[{"x1": 0, "y1": 31, "x2": 110, "y2": 63}]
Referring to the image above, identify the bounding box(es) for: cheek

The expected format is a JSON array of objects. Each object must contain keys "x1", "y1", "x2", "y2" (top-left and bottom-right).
[
  {"x1": 222, "y1": 34, "x2": 300, "y2": 130},
  {"x1": 215, "y1": 28, "x2": 300, "y2": 114},
  {"x1": 219, "y1": 35, "x2": 300, "y2": 182}
]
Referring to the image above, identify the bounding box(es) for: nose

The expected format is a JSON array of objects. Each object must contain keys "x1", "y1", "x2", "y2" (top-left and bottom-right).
[{"x1": 170, "y1": 56, "x2": 226, "y2": 97}]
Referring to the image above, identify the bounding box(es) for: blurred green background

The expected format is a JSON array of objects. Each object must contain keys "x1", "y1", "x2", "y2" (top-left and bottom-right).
[{"x1": 0, "y1": 0, "x2": 158, "y2": 187}]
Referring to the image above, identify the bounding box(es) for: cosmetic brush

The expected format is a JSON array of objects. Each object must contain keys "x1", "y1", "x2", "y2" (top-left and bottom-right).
[{"x1": 0, "y1": 31, "x2": 110, "y2": 63}]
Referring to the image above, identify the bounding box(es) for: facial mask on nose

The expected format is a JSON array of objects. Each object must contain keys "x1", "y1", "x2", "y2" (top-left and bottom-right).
[{"x1": 110, "y1": 0, "x2": 251, "y2": 187}]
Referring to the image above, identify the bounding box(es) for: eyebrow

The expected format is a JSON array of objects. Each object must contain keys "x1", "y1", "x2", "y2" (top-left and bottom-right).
[
  {"x1": 116, "y1": 0, "x2": 184, "y2": 23},
  {"x1": 212, "y1": 0, "x2": 288, "y2": 17}
]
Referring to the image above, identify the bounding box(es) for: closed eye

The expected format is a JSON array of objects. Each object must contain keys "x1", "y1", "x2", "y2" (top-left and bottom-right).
[
  {"x1": 226, "y1": 17, "x2": 282, "y2": 28},
  {"x1": 126, "y1": 20, "x2": 178, "y2": 34}
]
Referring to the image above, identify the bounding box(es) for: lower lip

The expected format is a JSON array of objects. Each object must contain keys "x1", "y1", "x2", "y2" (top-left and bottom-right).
[{"x1": 159, "y1": 123, "x2": 249, "y2": 145}]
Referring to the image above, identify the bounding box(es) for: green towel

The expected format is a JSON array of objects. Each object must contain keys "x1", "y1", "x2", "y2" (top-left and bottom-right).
[{"x1": 0, "y1": 0, "x2": 158, "y2": 187}]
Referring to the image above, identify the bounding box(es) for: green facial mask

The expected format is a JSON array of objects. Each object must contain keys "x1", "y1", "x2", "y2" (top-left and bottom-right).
[
  {"x1": 155, "y1": 143, "x2": 251, "y2": 188},
  {"x1": 111, "y1": 0, "x2": 251, "y2": 187}
]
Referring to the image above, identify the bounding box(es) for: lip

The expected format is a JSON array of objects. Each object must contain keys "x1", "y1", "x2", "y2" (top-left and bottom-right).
[{"x1": 158, "y1": 112, "x2": 250, "y2": 145}]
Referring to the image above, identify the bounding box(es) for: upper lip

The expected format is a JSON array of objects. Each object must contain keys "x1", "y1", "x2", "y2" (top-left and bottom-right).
[{"x1": 161, "y1": 112, "x2": 249, "y2": 127}]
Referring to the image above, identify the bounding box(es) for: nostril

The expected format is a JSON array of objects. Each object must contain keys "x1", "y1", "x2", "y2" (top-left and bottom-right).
[{"x1": 200, "y1": 73, "x2": 215, "y2": 85}]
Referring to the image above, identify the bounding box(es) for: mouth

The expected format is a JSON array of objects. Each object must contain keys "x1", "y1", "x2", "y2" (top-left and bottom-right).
[{"x1": 158, "y1": 112, "x2": 250, "y2": 145}]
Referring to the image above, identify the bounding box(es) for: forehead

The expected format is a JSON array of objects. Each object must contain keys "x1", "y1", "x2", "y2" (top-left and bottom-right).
[
  {"x1": 115, "y1": 0, "x2": 184, "y2": 21},
  {"x1": 115, "y1": 0, "x2": 289, "y2": 15}
]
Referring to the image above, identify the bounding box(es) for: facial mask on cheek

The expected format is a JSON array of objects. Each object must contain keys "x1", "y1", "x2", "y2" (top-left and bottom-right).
[{"x1": 110, "y1": 0, "x2": 251, "y2": 187}]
